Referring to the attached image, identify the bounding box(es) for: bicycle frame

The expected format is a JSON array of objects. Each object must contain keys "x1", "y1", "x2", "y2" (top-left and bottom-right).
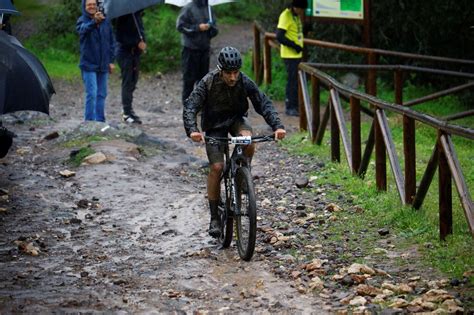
[
  {"x1": 208, "y1": 135, "x2": 273, "y2": 217},
  {"x1": 226, "y1": 143, "x2": 249, "y2": 216},
  {"x1": 205, "y1": 134, "x2": 275, "y2": 260}
]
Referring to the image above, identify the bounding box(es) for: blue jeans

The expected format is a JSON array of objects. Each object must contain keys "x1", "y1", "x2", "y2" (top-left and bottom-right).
[{"x1": 81, "y1": 70, "x2": 108, "y2": 122}]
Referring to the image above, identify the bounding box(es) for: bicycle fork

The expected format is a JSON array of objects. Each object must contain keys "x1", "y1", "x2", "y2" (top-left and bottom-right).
[{"x1": 231, "y1": 145, "x2": 246, "y2": 216}]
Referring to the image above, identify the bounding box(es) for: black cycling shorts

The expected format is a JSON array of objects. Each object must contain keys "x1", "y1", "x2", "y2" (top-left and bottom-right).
[{"x1": 205, "y1": 117, "x2": 252, "y2": 165}]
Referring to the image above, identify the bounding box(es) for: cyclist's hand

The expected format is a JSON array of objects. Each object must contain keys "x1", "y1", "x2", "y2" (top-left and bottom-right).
[
  {"x1": 274, "y1": 129, "x2": 286, "y2": 141},
  {"x1": 190, "y1": 131, "x2": 204, "y2": 143}
]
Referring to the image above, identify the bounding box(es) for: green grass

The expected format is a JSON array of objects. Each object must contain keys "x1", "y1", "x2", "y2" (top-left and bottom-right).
[
  {"x1": 61, "y1": 135, "x2": 111, "y2": 148},
  {"x1": 25, "y1": 33, "x2": 80, "y2": 80},
  {"x1": 141, "y1": 5, "x2": 181, "y2": 73},
  {"x1": 213, "y1": 0, "x2": 265, "y2": 24},
  {"x1": 10, "y1": 0, "x2": 46, "y2": 19},
  {"x1": 283, "y1": 125, "x2": 474, "y2": 283},
  {"x1": 19, "y1": 1, "x2": 182, "y2": 79},
  {"x1": 68, "y1": 146, "x2": 95, "y2": 167}
]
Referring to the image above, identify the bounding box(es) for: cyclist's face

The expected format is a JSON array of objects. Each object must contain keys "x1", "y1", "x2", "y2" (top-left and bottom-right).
[{"x1": 221, "y1": 69, "x2": 240, "y2": 87}]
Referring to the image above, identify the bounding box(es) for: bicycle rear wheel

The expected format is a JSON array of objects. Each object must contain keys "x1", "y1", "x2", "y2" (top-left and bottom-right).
[
  {"x1": 218, "y1": 176, "x2": 233, "y2": 248},
  {"x1": 235, "y1": 167, "x2": 257, "y2": 261}
]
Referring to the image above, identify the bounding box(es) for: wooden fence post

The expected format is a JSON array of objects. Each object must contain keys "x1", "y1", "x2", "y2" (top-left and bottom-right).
[
  {"x1": 438, "y1": 132, "x2": 453, "y2": 240},
  {"x1": 395, "y1": 69, "x2": 417, "y2": 205},
  {"x1": 298, "y1": 74, "x2": 307, "y2": 131},
  {"x1": 375, "y1": 108, "x2": 387, "y2": 191},
  {"x1": 330, "y1": 97, "x2": 340, "y2": 162},
  {"x1": 263, "y1": 36, "x2": 272, "y2": 85},
  {"x1": 350, "y1": 96, "x2": 361, "y2": 174},
  {"x1": 366, "y1": 52, "x2": 377, "y2": 96},
  {"x1": 253, "y1": 23, "x2": 262, "y2": 85},
  {"x1": 311, "y1": 76, "x2": 320, "y2": 143}
]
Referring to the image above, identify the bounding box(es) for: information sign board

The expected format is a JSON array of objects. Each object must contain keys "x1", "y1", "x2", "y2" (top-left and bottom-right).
[{"x1": 307, "y1": 0, "x2": 364, "y2": 20}]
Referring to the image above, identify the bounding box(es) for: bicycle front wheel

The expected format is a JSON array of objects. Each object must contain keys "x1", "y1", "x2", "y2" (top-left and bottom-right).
[
  {"x1": 218, "y1": 176, "x2": 233, "y2": 248},
  {"x1": 235, "y1": 167, "x2": 257, "y2": 261}
]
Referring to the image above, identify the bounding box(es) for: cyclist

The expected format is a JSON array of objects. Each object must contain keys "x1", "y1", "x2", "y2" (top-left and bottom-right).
[{"x1": 183, "y1": 46, "x2": 286, "y2": 238}]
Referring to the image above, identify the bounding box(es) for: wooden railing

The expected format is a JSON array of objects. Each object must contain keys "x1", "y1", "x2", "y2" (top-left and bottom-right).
[
  {"x1": 253, "y1": 21, "x2": 474, "y2": 240},
  {"x1": 298, "y1": 64, "x2": 474, "y2": 240},
  {"x1": 253, "y1": 21, "x2": 474, "y2": 94}
]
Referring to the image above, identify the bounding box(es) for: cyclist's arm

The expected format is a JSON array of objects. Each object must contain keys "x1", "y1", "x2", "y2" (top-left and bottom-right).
[
  {"x1": 183, "y1": 76, "x2": 207, "y2": 137},
  {"x1": 243, "y1": 74, "x2": 285, "y2": 132}
]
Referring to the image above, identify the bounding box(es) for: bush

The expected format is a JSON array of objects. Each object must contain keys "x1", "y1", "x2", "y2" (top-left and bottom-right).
[
  {"x1": 213, "y1": 0, "x2": 265, "y2": 23},
  {"x1": 141, "y1": 6, "x2": 181, "y2": 73},
  {"x1": 39, "y1": 0, "x2": 81, "y2": 37}
]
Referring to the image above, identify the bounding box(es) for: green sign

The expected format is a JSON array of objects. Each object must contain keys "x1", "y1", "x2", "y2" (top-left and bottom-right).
[{"x1": 307, "y1": 0, "x2": 364, "y2": 20}]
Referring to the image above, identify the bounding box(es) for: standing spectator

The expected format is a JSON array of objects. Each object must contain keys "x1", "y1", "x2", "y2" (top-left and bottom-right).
[
  {"x1": 113, "y1": 11, "x2": 146, "y2": 124},
  {"x1": 76, "y1": 0, "x2": 115, "y2": 122},
  {"x1": 177, "y1": 0, "x2": 218, "y2": 104},
  {"x1": 276, "y1": 0, "x2": 308, "y2": 116}
]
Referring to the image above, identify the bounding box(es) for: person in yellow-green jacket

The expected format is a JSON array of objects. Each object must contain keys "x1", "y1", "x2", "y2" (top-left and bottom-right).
[{"x1": 276, "y1": 0, "x2": 308, "y2": 116}]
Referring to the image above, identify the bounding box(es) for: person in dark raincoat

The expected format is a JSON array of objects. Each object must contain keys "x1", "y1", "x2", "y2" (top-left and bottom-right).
[
  {"x1": 76, "y1": 0, "x2": 115, "y2": 122},
  {"x1": 183, "y1": 47, "x2": 286, "y2": 238},
  {"x1": 177, "y1": 0, "x2": 218, "y2": 104},
  {"x1": 113, "y1": 11, "x2": 146, "y2": 124}
]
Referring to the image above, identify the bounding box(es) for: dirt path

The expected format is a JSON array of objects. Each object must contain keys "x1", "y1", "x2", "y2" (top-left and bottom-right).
[
  {"x1": 0, "y1": 21, "x2": 321, "y2": 313},
  {"x1": 1, "y1": 21, "x2": 471, "y2": 314}
]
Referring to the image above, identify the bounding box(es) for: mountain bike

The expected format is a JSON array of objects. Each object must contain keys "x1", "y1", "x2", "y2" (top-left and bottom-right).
[{"x1": 205, "y1": 134, "x2": 275, "y2": 261}]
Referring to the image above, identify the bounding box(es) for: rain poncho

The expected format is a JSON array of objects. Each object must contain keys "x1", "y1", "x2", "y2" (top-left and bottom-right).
[
  {"x1": 183, "y1": 70, "x2": 284, "y2": 136},
  {"x1": 176, "y1": 0, "x2": 218, "y2": 51}
]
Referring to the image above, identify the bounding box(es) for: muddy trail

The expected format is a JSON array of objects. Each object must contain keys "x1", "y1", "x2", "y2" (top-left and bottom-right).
[{"x1": 0, "y1": 22, "x2": 471, "y2": 314}]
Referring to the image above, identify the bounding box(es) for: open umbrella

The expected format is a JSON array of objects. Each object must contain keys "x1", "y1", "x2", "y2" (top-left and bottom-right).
[
  {"x1": 0, "y1": 31, "x2": 54, "y2": 115},
  {"x1": 0, "y1": 0, "x2": 19, "y2": 15},
  {"x1": 102, "y1": 0, "x2": 164, "y2": 20},
  {"x1": 164, "y1": 0, "x2": 234, "y2": 23},
  {"x1": 0, "y1": 0, "x2": 20, "y2": 29}
]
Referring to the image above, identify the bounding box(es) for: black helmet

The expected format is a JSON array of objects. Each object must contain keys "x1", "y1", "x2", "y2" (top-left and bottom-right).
[{"x1": 217, "y1": 46, "x2": 242, "y2": 71}]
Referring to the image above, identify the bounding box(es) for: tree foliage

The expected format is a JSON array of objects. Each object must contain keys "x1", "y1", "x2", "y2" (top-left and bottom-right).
[
  {"x1": 251, "y1": 0, "x2": 473, "y2": 62},
  {"x1": 371, "y1": 0, "x2": 473, "y2": 61}
]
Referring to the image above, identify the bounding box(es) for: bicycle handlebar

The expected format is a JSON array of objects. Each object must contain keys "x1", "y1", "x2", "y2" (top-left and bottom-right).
[{"x1": 204, "y1": 134, "x2": 276, "y2": 145}]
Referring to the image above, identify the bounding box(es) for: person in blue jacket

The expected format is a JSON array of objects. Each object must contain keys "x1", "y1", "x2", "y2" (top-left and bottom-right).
[{"x1": 76, "y1": 0, "x2": 115, "y2": 122}]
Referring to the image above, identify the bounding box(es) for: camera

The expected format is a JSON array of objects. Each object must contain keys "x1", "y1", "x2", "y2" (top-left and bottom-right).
[{"x1": 97, "y1": 0, "x2": 105, "y2": 16}]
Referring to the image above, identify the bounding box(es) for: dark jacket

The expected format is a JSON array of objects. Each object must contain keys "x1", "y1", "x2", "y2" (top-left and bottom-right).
[
  {"x1": 76, "y1": 0, "x2": 115, "y2": 72},
  {"x1": 176, "y1": 0, "x2": 218, "y2": 50},
  {"x1": 183, "y1": 70, "x2": 284, "y2": 136},
  {"x1": 113, "y1": 11, "x2": 145, "y2": 54}
]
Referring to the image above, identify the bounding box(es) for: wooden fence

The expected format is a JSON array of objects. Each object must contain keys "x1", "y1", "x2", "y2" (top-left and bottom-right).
[{"x1": 253, "y1": 21, "x2": 474, "y2": 240}]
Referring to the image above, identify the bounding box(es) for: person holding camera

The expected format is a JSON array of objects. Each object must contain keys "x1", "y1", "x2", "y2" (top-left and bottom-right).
[
  {"x1": 76, "y1": 0, "x2": 115, "y2": 122},
  {"x1": 176, "y1": 0, "x2": 218, "y2": 104}
]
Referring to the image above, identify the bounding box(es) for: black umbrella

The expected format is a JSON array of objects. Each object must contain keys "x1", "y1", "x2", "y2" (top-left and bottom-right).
[
  {"x1": 0, "y1": 0, "x2": 19, "y2": 15},
  {"x1": 0, "y1": 31, "x2": 54, "y2": 115},
  {"x1": 103, "y1": 0, "x2": 164, "y2": 20}
]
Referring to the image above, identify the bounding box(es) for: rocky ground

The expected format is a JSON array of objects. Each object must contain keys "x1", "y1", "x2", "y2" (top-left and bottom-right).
[{"x1": 0, "y1": 19, "x2": 472, "y2": 314}]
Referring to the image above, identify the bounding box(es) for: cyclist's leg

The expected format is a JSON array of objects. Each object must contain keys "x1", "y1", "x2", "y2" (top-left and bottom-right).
[
  {"x1": 231, "y1": 117, "x2": 255, "y2": 163},
  {"x1": 205, "y1": 128, "x2": 227, "y2": 237}
]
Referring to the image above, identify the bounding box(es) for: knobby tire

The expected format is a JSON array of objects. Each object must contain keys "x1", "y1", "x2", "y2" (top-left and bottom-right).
[
  {"x1": 218, "y1": 176, "x2": 233, "y2": 248},
  {"x1": 235, "y1": 167, "x2": 257, "y2": 261}
]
